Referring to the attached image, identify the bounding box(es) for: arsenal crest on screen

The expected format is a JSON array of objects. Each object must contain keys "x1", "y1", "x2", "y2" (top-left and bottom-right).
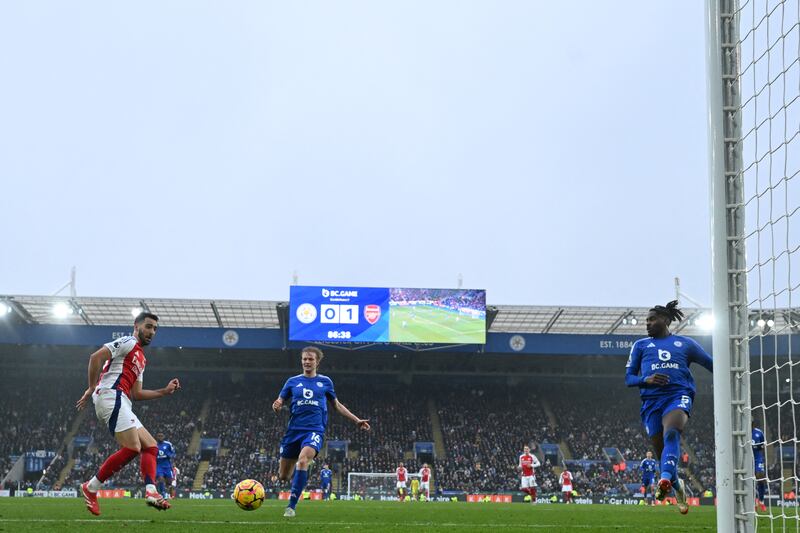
[{"x1": 364, "y1": 305, "x2": 381, "y2": 325}]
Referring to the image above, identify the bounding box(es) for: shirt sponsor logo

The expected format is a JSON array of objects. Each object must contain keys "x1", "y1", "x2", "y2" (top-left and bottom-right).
[
  {"x1": 296, "y1": 399, "x2": 320, "y2": 407},
  {"x1": 651, "y1": 362, "x2": 679, "y2": 370}
]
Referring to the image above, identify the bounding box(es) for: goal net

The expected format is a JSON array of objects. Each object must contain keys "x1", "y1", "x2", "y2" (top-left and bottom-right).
[
  {"x1": 347, "y1": 472, "x2": 423, "y2": 499},
  {"x1": 708, "y1": 1, "x2": 800, "y2": 532}
]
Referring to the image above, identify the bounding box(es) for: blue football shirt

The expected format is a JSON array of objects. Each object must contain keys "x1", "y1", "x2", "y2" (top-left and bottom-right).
[
  {"x1": 321, "y1": 468, "x2": 333, "y2": 483},
  {"x1": 640, "y1": 458, "x2": 658, "y2": 475},
  {"x1": 279, "y1": 374, "x2": 337, "y2": 432},
  {"x1": 157, "y1": 440, "x2": 175, "y2": 467},
  {"x1": 625, "y1": 334, "x2": 713, "y2": 399},
  {"x1": 752, "y1": 428, "x2": 765, "y2": 450}
]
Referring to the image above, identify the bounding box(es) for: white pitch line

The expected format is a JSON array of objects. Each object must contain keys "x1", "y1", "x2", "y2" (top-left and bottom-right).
[{"x1": 0, "y1": 518, "x2": 712, "y2": 529}]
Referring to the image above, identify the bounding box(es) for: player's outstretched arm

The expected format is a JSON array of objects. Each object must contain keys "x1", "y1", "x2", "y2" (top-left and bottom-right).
[
  {"x1": 76, "y1": 346, "x2": 112, "y2": 410},
  {"x1": 332, "y1": 399, "x2": 370, "y2": 431},
  {"x1": 131, "y1": 378, "x2": 180, "y2": 401}
]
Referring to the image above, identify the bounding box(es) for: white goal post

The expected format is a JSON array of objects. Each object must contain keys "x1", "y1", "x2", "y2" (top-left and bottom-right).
[
  {"x1": 707, "y1": 1, "x2": 799, "y2": 532},
  {"x1": 347, "y1": 472, "x2": 424, "y2": 498}
]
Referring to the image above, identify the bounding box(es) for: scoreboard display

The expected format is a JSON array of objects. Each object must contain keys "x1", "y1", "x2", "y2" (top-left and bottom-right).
[{"x1": 289, "y1": 286, "x2": 486, "y2": 344}]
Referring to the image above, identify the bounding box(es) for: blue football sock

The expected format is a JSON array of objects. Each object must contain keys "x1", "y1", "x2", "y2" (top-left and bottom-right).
[
  {"x1": 757, "y1": 480, "x2": 766, "y2": 501},
  {"x1": 157, "y1": 481, "x2": 165, "y2": 497},
  {"x1": 288, "y1": 469, "x2": 308, "y2": 510},
  {"x1": 660, "y1": 428, "x2": 681, "y2": 483}
]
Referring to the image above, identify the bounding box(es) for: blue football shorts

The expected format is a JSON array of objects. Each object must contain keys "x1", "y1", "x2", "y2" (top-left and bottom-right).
[
  {"x1": 279, "y1": 429, "x2": 324, "y2": 459},
  {"x1": 641, "y1": 392, "x2": 694, "y2": 437}
]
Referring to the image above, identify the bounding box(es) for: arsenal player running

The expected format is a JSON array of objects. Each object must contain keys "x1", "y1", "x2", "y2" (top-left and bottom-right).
[
  {"x1": 518, "y1": 445, "x2": 541, "y2": 504},
  {"x1": 396, "y1": 462, "x2": 408, "y2": 501},
  {"x1": 560, "y1": 469, "x2": 574, "y2": 503},
  {"x1": 75, "y1": 312, "x2": 181, "y2": 516},
  {"x1": 418, "y1": 463, "x2": 432, "y2": 501}
]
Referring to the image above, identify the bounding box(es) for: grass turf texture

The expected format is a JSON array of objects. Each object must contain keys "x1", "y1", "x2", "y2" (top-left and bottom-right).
[
  {"x1": 0, "y1": 498, "x2": 716, "y2": 532},
  {"x1": 389, "y1": 306, "x2": 485, "y2": 344}
]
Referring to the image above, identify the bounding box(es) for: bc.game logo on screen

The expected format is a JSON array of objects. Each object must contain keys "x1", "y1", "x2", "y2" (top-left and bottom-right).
[{"x1": 364, "y1": 304, "x2": 381, "y2": 325}]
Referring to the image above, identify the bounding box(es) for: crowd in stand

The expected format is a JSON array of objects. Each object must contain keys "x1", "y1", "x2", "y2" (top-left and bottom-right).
[
  {"x1": 1, "y1": 372, "x2": 772, "y2": 498},
  {"x1": 435, "y1": 387, "x2": 557, "y2": 493},
  {"x1": 389, "y1": 288, "x2": 484, "y2": 311}
]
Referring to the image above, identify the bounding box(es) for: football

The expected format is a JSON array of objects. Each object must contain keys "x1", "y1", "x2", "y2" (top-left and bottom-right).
[{"x1": 233, "y1": 479, "x2": 265, "y2": 511}]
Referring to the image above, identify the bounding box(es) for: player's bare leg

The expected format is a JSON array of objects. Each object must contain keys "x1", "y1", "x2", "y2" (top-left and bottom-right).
[
  {"x1": 137, "y1": 427, "x2": 170, "y2": 511},
  {"x1": 82, "y1": 427, "x2": 143, "y2": 516},
  {"x1": 278, "y1": 458, "x2": 298, "y2": 482}
]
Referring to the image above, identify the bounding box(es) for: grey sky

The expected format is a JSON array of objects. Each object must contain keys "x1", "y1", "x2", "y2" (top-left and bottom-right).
[{"x1": 0, "y1": 1, "x2": 709, "y2": 306}]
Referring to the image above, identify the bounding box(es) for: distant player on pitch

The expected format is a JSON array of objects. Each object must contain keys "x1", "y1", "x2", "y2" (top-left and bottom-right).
[
  {"x1": 753, "y1": 420, "x2": 767, "y2": 512},
  {"x1": 396, "y1": 462, "x2": 408, "y2": 501},
  {"x1": 518, "y1": 445, "x2": 540, "y2": 504},
  {"x1": 170, "y1": 466, "x2": 179, "y2": 499},
  {"x1": 640, "y1": 451, "x2": 658, "y2": 505},
  {"x1": 419, "y1": 463, "x2": 432, "y2": 501},
  {"x1": 155, "y1": 432, "x2": 176, "y2": 499},
  {"x1": 560, "y1": 468, "x2": 573, "y2": 503},
  {"x1": 76, "y1": 312, "x2": 180, "y2": 516},
  {"x1": 272, "y1": 346, "x2": 370, "y2": 518},
  {"x1": 320, "y1": 463, "x2": 333, "y2": 500}
]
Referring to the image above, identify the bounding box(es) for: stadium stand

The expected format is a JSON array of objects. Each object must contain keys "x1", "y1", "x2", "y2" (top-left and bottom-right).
[{"x1": 0, "y1": 370, "x2": 724, "y2": 497}]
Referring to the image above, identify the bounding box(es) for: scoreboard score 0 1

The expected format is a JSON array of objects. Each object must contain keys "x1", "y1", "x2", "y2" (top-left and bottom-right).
[{"x1": 289, "y1": 286, "x2": 486, "y2": 344}]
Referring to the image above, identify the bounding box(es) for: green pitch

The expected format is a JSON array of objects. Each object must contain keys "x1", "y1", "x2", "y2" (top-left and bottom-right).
[
  {"x1": 0, "y1": 498, "x2": 716, "y2": 532},
  {"x1": 390, "y1": 306, "x2": 485, "y2": 343}
]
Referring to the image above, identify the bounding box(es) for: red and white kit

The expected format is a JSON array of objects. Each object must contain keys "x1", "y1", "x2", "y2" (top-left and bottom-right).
[
  {"x1": 519, "y1": 452, "x2": 541, "y2": 489},
  {"x1": 560, "y1": 470, "x2": 573, "y2": 493},
  {"x1": 396, "y1": 466, "x2": 408, "y2": 489},
  {"x1": 172, "y1": 467, "x2": 179, "y2": 489},
  {"x1": 419, "y1": 466, "x2": 431, "y2": 491},
  {"x1": 93, "y1": 336, "x2": 146, "y2": 434}
]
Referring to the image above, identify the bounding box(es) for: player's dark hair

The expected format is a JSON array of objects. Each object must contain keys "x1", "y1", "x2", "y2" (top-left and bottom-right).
[
  {"x1": 134, "y1": 311, "x2": 159, "y2": 325},
  {"x1": 650, "y1": 300, "x2": 684, "y2": 324}
]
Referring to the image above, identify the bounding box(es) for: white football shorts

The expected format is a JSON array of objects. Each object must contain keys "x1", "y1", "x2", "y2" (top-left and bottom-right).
[{"x1": 94, "y1": 389, "x2": 143, "y2": 435}]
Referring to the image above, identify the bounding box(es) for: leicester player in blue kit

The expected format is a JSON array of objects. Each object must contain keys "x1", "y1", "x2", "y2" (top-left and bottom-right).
[
  {"x1": 640, "y1": 451, "x2": 658, "y2": 505},
  {"x1": 272, "y1": 347, "x2": 370, "y2": 517},
  {"x1": 753, "y1": 420, "x2": 768, "y2": 512},
  {"x1": 155, "y1": 432, "x2": 176, "y2": 499},
  {"x1": 626, "y1": 301, "x2": 713, "y2": 515},
  {"x1": 320, "y1": 463, "x2": 333, "y2": 500}
]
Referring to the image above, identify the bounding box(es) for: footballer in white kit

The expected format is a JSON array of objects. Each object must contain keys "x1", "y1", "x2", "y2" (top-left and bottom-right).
[{"x1": 75, "y1": 312, "x2": 180, "y2": 516}]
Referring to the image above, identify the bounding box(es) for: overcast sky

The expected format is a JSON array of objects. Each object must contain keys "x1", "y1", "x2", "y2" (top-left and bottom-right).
[{"x1": 0, "y1": 1, "x2": 711, "y2": 306}]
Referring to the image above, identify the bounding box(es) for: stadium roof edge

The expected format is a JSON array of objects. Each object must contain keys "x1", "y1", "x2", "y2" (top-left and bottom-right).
[{"x1": 2, "y1": 294, "x2": 796, "y2": 337}]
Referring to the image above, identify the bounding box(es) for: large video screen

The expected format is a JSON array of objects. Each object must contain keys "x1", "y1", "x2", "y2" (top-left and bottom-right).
[{"x1": 289, "y1": 286, "x2": 486, "y2": 344}]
